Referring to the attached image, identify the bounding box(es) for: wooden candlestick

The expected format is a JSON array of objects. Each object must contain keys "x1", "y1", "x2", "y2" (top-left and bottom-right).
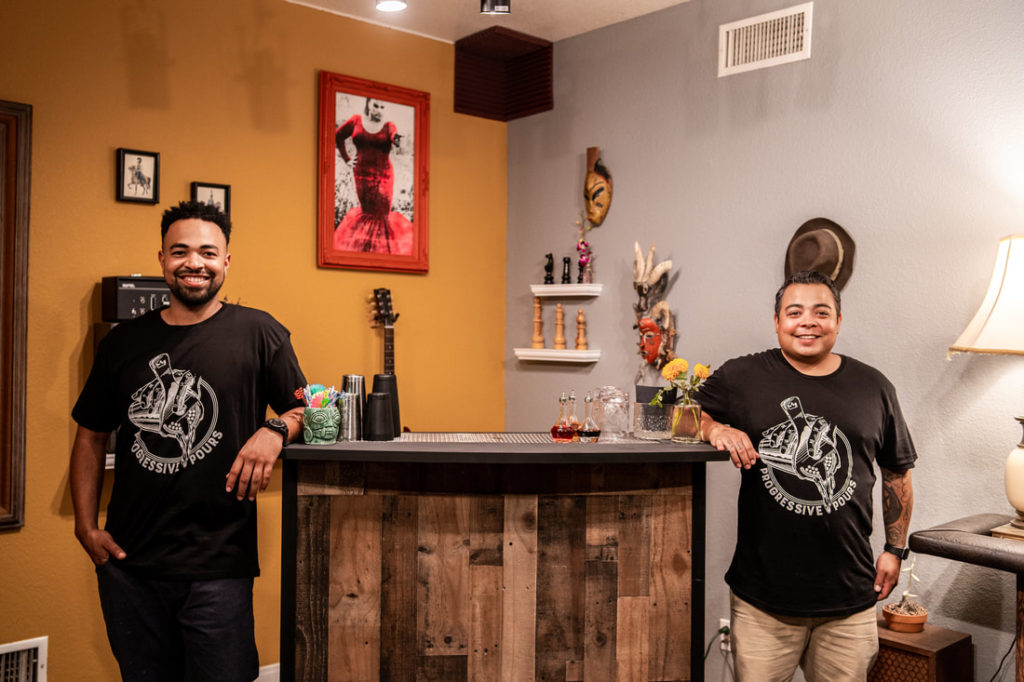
[
  {"x1": 553, "y1": 303, "x2": 566, "y2": 350},
  {"x1": 531, "y1": 297, "x2": 545, "y2": 349},
  {"x1": 575, "y1": 308, "x2": 587, "y2": 350}
]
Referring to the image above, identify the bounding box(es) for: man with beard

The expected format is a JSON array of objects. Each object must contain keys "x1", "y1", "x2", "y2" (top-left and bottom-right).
[
  {"x1": 698, "y1": 270, "x2": 916, "y2": 681},
  {"x1": 70, "y1": 200, "x2": 307, "y2": 681}
]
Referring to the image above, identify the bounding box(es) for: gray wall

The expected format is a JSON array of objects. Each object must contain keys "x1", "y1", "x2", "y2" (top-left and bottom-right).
[{"x1": 505, "y1": 0, "x2": 1024, "y2": 678}]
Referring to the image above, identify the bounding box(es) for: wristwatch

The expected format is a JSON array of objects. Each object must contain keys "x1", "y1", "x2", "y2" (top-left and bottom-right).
[
  {"x1": 262, "y1": 418, "x2": 289, "y2": 444},
  {"x1": 883, "y1": 542, "x2": 910, "y2": 560}
]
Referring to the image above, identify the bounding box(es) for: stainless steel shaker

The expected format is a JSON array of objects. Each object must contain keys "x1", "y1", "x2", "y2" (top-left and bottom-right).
[{"x1": 341, "y1": 374, "x2": 365, "y2": 440}]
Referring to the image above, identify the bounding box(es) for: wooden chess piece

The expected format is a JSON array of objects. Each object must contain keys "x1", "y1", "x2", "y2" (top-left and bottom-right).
[
  {"x1": 553, "y1": 303, "x2": 566, "y2": 350},
  {"x1": 561, "y1": 257, "x2": 572, "y2": 284},
  {"x1": 531, "y1": 297, "x2": 545, "y2": 349},
  {"x1": 575, "y1": 308, "x2": 587, "y2": 350}
]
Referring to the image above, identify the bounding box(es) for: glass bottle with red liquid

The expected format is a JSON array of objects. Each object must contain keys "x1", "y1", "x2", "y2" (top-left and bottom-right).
[
  {"x1": 567, "y1": 390, "x2": 581, "y2": 437},
  {"x1": 550, "y1": 392, "x2": 577, "y2": 443}
]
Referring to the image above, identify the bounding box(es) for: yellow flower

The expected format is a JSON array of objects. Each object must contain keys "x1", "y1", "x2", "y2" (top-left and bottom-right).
[
  {"x1": 661, "y1": 358, "x2": 688, "y2": 381},
  {"x1": 693, "y1": 363, "x2": 710, "y2": 380}
]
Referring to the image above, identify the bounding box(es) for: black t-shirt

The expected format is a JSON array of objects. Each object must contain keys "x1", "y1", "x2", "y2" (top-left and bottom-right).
[
  {"x1": 698, "y1": 349, "x2": 917, "y2": 617},
  {"x1": 72, "y1": 304, "x2": 306, "y2": 580}
]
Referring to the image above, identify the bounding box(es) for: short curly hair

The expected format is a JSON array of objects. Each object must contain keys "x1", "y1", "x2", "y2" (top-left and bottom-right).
[{"x1": 160, "y1": 200, "x2": 232, "y2": 244}]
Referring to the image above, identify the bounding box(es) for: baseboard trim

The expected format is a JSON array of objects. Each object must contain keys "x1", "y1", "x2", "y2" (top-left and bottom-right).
[{"x1": 257, "y1": 663, "x2": 279, "y2": 681}]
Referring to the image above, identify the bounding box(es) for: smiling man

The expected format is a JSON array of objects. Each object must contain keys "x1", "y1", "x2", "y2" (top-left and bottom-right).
[
  {"x1": 70, "y1": 201, "x2": 307, "y2": 681},
  {"x1": 698, "y1": 270, "x2": 917, "y2": 681}
]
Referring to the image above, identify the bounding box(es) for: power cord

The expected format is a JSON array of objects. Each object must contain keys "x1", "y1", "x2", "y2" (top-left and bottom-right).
[
  {"x1": 704, "y1": 624, "x2": 731, "y2": 660},
  {"x1": 988, "y1": 635, "x2": 1014, "y2": 682}
]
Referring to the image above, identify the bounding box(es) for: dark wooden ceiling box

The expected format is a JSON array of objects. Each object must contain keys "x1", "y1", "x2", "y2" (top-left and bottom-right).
[{"x1": 455, "y1": 26, "x2": 553, "y2": 121}]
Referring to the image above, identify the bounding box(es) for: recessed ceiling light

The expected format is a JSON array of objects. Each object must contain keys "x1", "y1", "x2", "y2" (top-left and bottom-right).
[
  {"x1": 480, "y1": 0, "x2": 510, "y2": 14},
  {"x1": 376, "y1": 0, "x2": 407, "y2": 11}
]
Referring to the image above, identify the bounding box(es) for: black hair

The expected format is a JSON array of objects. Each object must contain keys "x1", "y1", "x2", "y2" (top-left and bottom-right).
[
  {"x1": 160, "y1": 200, "x2": 232, "y2": 244},
  {"x1": 592, "y1": 158, "x2": 611, "y2": 181},
  {"x1": 774, "y1": 270, "x2": 841, "y2": 316}
]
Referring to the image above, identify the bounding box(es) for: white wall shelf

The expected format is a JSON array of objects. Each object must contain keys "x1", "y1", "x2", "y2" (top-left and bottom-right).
[
  {"x1": 530, "y1": 283, "x2": 603, "y2": 297},
  {"x1": 513, "y1": 348, "x2": 601, "y2": 363}
]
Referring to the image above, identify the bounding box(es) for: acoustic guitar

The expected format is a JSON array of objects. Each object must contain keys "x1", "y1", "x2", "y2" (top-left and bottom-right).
[{"x1": 371, "y1": 288, "x2": 402, "y2": 435}]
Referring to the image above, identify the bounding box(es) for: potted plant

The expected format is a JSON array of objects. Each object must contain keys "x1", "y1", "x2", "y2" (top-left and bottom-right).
[
  {"x1": 882, "y1": 555, "x2": 928, "y2": 632},
  {"x1": 648, "y1": 358, "x2": 710, "y2": 443}
]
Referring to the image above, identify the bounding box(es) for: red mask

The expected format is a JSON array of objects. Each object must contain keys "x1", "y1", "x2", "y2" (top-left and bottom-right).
[{"x1": 637, "y1": 317, "x2": 662, "y2": 365}]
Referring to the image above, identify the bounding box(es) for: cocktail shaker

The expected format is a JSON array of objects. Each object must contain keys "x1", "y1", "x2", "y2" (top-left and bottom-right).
[{"x1": 341, "y1": 374, "x2": 365, "y2": 440}]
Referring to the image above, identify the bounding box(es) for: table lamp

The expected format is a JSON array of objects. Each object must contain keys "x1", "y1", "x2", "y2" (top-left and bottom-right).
[{"x1": 949, "y1": 235, "x2": 1024, "y2": 539}]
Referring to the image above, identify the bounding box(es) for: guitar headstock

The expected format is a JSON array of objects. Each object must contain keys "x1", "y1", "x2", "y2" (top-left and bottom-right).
[{"x1": 371, "y1": 288, "x2": 399, "y2": 327}]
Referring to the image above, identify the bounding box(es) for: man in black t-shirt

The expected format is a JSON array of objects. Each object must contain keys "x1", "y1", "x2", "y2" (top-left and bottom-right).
[
  {"x1": 700, "y1": 270, "x2": 916, "y2": 681},
  {"x1": 70, "y1": 201, "x2": 307, "y2": 681}
]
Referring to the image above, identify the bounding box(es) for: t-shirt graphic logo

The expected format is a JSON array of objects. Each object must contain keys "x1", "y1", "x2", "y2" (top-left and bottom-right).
[
  {"x1": 127, "y1": 353, "x2": 222, "y2": 474},
  {"x1": 757, "y1": 396, "x2": 855, "y2": 515}
]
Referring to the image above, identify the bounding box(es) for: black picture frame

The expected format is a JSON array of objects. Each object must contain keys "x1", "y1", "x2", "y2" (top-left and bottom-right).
[
  {"x1": 0, "y1": 99, "x2": 31, "y2": 530},
  {"x1": 116, "y1": 148, "x2": 159, "y2": 204},
  {"x1": 191, "y1": 181, "x2": 231, "y2": 216}
]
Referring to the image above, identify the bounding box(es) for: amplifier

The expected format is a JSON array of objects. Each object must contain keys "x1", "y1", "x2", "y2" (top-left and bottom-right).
[{"x1": 101, "y1": 276, "x2": 170, "y2": 321}]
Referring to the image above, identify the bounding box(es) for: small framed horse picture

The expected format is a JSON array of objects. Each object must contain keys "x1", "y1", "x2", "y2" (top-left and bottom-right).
[{"x1": 116, "y1": 148, "x2": 160, "y2": 204}]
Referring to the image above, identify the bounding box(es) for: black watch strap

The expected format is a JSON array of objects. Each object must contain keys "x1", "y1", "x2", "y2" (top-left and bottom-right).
[
  {"x1": 262, "y1": 418, "x2": 289, "y2": 444},
  {"x1": 883, "y1": 542, "x2": 910, "y2": 560}
]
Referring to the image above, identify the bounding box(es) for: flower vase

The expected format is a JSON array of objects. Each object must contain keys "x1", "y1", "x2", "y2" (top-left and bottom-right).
[{"x1": 670, "y1": 401, "x2": 703, "y2": 443}]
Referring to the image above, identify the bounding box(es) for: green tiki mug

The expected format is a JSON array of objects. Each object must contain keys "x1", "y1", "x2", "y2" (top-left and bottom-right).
[{"x1": 303, "y1": 406, "x2": 341, "y2": 444}]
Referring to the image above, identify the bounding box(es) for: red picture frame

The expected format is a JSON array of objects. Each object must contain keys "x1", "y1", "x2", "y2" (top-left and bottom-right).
[{"x1": 317, "y1": 71, "x2": 430, "y2": 273}]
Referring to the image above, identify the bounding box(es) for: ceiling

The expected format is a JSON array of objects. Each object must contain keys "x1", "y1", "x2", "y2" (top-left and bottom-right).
[{"x1": 285, "y1": 0, "x2": 690, "y2": 44}]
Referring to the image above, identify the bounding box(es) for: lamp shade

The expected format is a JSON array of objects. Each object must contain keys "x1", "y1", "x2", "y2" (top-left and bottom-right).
[{"x1": 949, "y1": 235, "x2": 1024, "y2": 356}]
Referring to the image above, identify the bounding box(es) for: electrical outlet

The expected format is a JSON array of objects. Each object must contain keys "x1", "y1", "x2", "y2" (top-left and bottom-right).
[{"x1": 719, "y1": 618, "x2": 732, "y2": 652}]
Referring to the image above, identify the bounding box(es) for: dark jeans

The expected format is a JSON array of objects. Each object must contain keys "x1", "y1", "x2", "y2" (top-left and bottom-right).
[{"x1": 95, "y1": 561, "x2": 259, "y2": 682}]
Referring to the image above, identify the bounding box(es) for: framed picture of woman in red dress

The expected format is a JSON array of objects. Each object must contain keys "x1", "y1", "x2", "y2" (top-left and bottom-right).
[{"x1": 317, "y1": 71, "x2": 430, "y2": 273}]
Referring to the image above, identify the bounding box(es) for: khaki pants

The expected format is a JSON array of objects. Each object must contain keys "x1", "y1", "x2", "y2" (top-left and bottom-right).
[{"x1": 730, "y1": 591, "x2": 879, "y2": 682}]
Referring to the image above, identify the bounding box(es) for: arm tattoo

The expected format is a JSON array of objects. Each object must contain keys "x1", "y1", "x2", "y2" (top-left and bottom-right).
[{"x1": 881, "y1": 469, "x2": 914, "y2": 546}]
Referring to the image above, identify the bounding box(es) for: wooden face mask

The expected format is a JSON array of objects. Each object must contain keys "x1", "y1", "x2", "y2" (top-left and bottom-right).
[
  {"x1": 637, "y1": 317, "x2": 662, "y2": 365},
  {"x1": 584, "y1": 169, "x2": 612, "y2": 226}
]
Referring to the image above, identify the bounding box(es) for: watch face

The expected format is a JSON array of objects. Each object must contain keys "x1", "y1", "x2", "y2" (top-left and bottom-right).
[{"x1": 264, "y1": 419, "x2": 288, "y2": 439}]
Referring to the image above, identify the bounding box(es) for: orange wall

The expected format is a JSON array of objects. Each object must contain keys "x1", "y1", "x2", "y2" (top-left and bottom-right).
[{"x1": 0, "y1": 0, "x2": 507, "y2": 678}]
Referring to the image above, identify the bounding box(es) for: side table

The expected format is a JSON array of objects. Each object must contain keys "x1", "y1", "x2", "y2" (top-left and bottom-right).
[
  {"x1": 870, "y1": 615, "x2": 971, "y2": 682},
  {"x1": 909, "y1": 513, "x2": 1024, "y2": 681}
]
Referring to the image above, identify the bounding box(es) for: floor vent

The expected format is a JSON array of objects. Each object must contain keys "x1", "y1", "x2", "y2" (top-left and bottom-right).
[
  {"x1": 0, "y1": 636, "x2": 47, "y2": 682},
  {"x1": 718, "y1": 2, "x2": 813, "y2": 77}
]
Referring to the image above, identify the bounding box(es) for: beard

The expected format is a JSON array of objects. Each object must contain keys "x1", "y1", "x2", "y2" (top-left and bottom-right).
[{"x1": 167, "y1": 270, "x2": 225, "y2": 309}]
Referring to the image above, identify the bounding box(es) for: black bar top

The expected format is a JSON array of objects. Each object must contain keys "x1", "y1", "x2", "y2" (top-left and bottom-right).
[{"x1": 283, "y1": 432, "x2": 728, "y2": 465}]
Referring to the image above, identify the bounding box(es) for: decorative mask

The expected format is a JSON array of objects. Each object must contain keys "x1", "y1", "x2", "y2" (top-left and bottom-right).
[
  {"x1": 637, "y1": 317, "x2": 663, "y2": 365},
  {"x1": 583, "y1": 147, "x2": 613, "y2": 226}
]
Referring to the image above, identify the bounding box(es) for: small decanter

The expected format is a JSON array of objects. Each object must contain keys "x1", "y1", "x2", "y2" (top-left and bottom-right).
[
  {"x1": 550, "y1": 392, "x2": 576, "y2": 443},
  {"x1": 567, "y1": 390, "x2": 581, "y2": 440},
  {"x1": 579, "y1": 392, "x2": 601, "y2": 443}
]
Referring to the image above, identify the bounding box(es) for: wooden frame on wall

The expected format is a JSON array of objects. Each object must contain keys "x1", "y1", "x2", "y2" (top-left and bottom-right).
[
  {"x1": 191, "y1": 181, "x2": 231, "y2": 216},
  {"x1": 317, "y1": 71, "x2": 430, "y2": 273},
  {"x1": 116, "y1": 147, "x2": 159, "y2": 204},
  {"x1": 0, "y1": 99, "x2": 31, "y2": 530}
]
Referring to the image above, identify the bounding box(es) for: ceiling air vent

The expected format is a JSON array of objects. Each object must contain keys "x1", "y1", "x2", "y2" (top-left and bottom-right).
[{"x1": 718, "y1": 2, "x2": 813, "y2": 77}]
